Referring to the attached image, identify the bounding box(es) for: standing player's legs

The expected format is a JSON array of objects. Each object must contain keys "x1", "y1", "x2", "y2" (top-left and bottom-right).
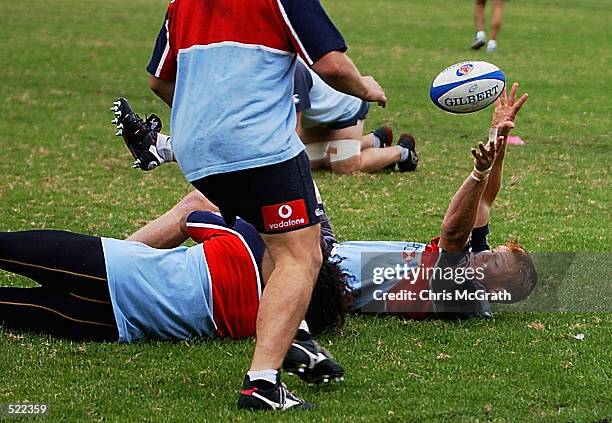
[
  {"x1": 471, "y1": 0, "x2": 488, "y2": 49},
  {"x1": 254, "y1": 225, "x2": 322, "y2": 369},
  {"x1": 485, "y1": 0, "x2": 503, "y2": 51},
  {"x1": 192, "y1": 151, "x2": 324, "y2": 410}
]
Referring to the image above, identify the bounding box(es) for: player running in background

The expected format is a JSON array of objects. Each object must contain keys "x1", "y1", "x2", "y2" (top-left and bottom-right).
[
  {"x1": 470, "y1": 0, "x2": 505, "y2": 52},
  {"x1": 139, "y1": 0, "x2": 387, "y2": 411}
]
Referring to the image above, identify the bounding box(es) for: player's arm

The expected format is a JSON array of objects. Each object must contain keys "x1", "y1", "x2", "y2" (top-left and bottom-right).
[
  {"x1": 311, "y1": 52, "x2": 387, "y2": 107},
  {"x1": 148, "y1": 75, "x2": 175, "y2": 108},
  {"x1": 475, "y1": 83, "x2": 528, "y2": 227},
  {"x1": 279, "y1": 0, "x2": 386, "y2": 107},
  {"x1": 128, "y1": 191, "x2": 218, "y2": 248},
  {"x1": 438, "y1": 139, "x2": 502, "y2": 252},
  {"x1": 146, "y1": 14, "x2": 176, "y2": 108}
]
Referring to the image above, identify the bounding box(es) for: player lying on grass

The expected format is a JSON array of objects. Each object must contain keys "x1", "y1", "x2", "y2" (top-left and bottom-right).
[
  {"x1": 112, "y1": 61, "x2": 418, "y2": 176},
  {"x1": 0, "y1": 210, "x2": 349, "y2": 384},
  {"x1": 293, "y1": 59, "x2": 419, "y2": 174},
  {"x1": 338, "y1": 84, "x2": 535, "y2": 317},
  {"x1": 125, "y1": 83, "x2": 536, "y2": 318}
]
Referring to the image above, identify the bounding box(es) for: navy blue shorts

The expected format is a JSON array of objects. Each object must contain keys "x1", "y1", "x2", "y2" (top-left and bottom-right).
[
  {"x1": 191, "y1": 151, "x2": 321, "y2": 234},
  {"x1": 328, "y1": 101, "x2": 370, "y2": 129}
]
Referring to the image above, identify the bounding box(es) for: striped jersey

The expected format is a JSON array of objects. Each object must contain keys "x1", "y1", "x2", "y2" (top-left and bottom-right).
[
  {"x1": 147, "y1": 0, "x2": 347, "y2": 181},
  {"x1": 103, "y1": 211, "x2": 264, "y2": 342}
]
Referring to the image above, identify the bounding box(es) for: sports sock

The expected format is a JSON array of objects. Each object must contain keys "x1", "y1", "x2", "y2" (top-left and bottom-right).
[
  {"x1": 155, "y1": 133, "x2": 174, "y2": 162},
  {"x1": 476, "y1": 31, "x2": 486, "y2": 40},
  {"x1": 371, "y1": 133, "x2": 383, "y2": 148},
  {"x1": 398, "y1": 146, "x2": 410, "y2": 162},
  {"x1": 247, "y1": 369, "x2": 278, "y2": 385},
  {"x1": 487, "y1": 39, "x2": 497, "y2": 49},
  {"x1": 299, "y1": 320, "x2": 310, "y2": 333},
  {"x1": 296, "y1": 321, "x2": 312, "y2": 341}
]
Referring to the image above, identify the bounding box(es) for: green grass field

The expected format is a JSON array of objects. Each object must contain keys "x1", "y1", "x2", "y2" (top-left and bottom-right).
[{"x1": 0, "y1": 0, "x2": 610, "y2": 421}]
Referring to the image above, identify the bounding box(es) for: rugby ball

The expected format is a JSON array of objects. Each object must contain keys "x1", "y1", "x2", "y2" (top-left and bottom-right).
[{"x1": 430, "y1": 61, "x2": 505, "y2": 113}]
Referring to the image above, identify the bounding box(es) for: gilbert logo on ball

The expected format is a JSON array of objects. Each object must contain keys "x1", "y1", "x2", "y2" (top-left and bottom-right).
[{"x1": 430, "y1": 61, "x2": 505, "y2": 113}]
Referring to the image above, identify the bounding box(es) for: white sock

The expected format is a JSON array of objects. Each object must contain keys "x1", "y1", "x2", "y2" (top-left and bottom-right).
[
  {"x1": 371, "y1": 133, "x2": 383, "y2": 148},
  {"x1": 247, "y1": 369, "x2": 278, "y2": 384},
  {"x1": 476, "y1": 31, "x2": 486, "y2": 40},
  {"x1": 155, "y1": 133, "x2": 174, "y2": 162},
  {"x1": 299, "y1": 320, "x2": 310, "y2": 333},
  {"x1": 487, "y1": 39, "x2": 497, "y2": 47},
  {"x1": 398, "y1": 146, "x2": 410, "y2": 162}
]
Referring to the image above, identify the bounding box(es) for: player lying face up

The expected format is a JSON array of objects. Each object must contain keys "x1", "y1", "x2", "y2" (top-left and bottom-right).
[{"x1": 407, "y1": 82, "x2": 535, "y2": 316}]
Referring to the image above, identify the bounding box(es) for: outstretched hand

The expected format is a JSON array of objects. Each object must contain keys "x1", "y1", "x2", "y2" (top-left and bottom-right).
[
  {"x1": 490, "y1": 82, "x2": 529, "y2": 136},
  {"x1": 471, "y1": 138, "x2": 499, "y2": 172}
]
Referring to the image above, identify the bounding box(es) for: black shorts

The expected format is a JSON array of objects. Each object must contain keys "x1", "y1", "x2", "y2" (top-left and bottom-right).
[
  {"x1": 191, "y1": 151, "x2": 321, "y2": 234},
  {"x1": 328, "y1": 101, "x2": 370, "y2": 129}
]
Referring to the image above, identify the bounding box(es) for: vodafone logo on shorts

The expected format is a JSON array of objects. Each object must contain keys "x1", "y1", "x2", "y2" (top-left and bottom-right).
[
  {"x1": 262, "y1": 200, "x2": 309, "y2": 232},
  {"x1": 278, "y1": 204, "x2": 293, "y2": 219}
]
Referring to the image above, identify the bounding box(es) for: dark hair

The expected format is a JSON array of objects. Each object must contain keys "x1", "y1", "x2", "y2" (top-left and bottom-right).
[
  {"x1": 305, "y1": 239, "x2": 354, "y2": 335},
  {"x1": 498, "y1": 239, "x2": 538, "y2": 303}
]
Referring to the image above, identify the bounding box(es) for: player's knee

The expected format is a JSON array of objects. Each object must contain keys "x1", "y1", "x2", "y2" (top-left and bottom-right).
[
  {"x1": 267, "y1": 230, "x2": 323, "y2": 279},
  {"x1": 329, "y1": 139, "x2": 361, "y2": 174},
  {"x1": 306, "y1": 243, "x2": 323, "y2": 272}
]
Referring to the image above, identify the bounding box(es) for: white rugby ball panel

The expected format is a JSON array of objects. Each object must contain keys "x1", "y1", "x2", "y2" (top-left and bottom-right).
[
  {"x1": 429, "y1": 61, "x2": 506, "y2": 113},
  {"x1": 431, "y1": 61, "x2": 501, "y2": 87}
]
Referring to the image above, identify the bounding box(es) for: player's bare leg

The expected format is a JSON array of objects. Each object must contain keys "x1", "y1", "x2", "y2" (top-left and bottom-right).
[
  {"x1": 302, "y1": 122, "x2": 402, "y2": 174},
  {"x1": 471, "y1": 0, "x2": 487, "y2": 49},
  {"x1": 354, "y1": 147, "x2": 402, "y2": 173},
  {"x1": 250, "y1": 224, "x2": 322, "y2": 372},
  {"x1": 474, "y1": 0, "x2": 487, "y2": 33},
  {"x1": 487, "y1": 0, "x2": 504, "y2": 51}
]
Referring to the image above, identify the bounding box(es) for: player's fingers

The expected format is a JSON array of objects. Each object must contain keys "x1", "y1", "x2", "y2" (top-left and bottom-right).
[
  {"x1": 478, "y1": 142, "x2": 488, "y2": 157},
  {"x1": 509, "y1": 82, "x2": 518, "y2": 104},
  {"x1": 514, "y1": 93, "x2": 529, "y2": 112},
  {"x1": 489, "y1": 139, "x2": 497, "y2": 155},
  {"x1": 471, "y1": 148, "x2": 480, "y2": 160},
  {"x1": 499, "y1": 87, "x2": 507, "y2": 105}
]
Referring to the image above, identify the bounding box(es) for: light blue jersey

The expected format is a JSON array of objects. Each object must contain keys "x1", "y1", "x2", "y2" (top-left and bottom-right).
[
  {"x1": 331, "y1": 241, "x2": 426, "y2": 310},
  {"x1": 171, "y1": 47, "x2": 304, "y2": 181},
  {"x1": 296, "y1": 62, "x2": 364, "y2": 129},
  {"x1": 101, "y1": 238, "x2": 215, "y2": 343}
]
